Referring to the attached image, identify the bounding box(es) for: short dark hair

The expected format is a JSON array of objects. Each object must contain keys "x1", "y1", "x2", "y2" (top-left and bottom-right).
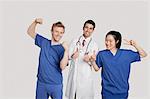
[
  {"x1": 51, "y1": 21, "x2": 65, "y2": 32},
  {"x1": 83, "y1": 20, "x2": 95, "y2": 29},
  {"x1": 106, "y1": 31, "x2": 122, "y2": 49}
]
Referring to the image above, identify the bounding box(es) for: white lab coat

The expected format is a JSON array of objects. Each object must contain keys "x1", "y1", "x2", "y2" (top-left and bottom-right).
[{"x1": 65, "y1": 35, "x2": 99, "y2": 99}]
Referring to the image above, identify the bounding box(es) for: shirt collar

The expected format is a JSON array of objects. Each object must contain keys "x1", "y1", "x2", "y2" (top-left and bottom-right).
[
  {"x1": 81, "y1": 35, "x2": 92, "y2": 43},
  {"x1": 51, "y1": 40, "x2": 61, "y2": 46}
]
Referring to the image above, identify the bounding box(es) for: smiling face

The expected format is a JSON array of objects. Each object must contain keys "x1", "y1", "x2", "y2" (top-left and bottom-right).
[
  {"x1": 51, "y1": 22, "x2": 65, "y2": 42},
  {"x1": 51, "y1": 26, "x2": 64, "y2": 42},
  {"x1": 83, "y1": 23, "x2": 94, "y2": 38},
  {"x1": 105, "y1": 34, "x2": 118, "y2": 50},
  {"x1": 105, "y1": 31, "x2": 122, "y2": 50}
]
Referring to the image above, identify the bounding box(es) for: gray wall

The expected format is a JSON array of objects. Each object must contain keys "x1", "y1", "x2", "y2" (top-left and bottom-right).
[{"x1": 0, "y1": 0, "x2": 149, "y2": 99}]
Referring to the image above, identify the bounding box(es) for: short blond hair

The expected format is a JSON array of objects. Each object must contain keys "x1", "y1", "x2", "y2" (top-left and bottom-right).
[{"x1": 51, "y1": 22, "x2": 65, "y2": 32}]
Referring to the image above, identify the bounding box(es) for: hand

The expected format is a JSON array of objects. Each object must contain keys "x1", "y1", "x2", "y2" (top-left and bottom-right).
[
  {"x1": 83, "y1": 53, "x2": 90, "y2": 62},
  {"x1": 35, "y1": 18, "x2": 43, "y2": 24},
  {"x1": 62, "y1": 41, "x2": 69, "y2": 51},
  {"x1": 123, "y1": 39, "x2": 137, "y2": 47},
  {"x1": 90, "y1": 50, "x2": 96, "y2": 62},
  {"x1": 71, "y1": 48, "x2": 79, "y2": 60}
]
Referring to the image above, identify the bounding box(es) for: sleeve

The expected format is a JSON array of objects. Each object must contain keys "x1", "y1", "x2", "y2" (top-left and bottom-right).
[
  {"x1": 35, "y1": 34, "x2": 47, "y2": 48},
  {"x1": 59, "y1": 48, "x2": 65, "y2": 61},
  {"x1": 128, "y1": 50, "x2": 141, "y2": 63},
  {"x1": 96, "y1": 52, "x2": 102, "y2": 68}
]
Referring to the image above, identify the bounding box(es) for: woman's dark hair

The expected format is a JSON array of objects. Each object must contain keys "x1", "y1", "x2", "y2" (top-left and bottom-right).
[
  {"x1": 106, "y1": 31, "x2": 122, "y2": 48},
  {"x1": 83, "y1": 20, "x2": 95, "y2": 29}
]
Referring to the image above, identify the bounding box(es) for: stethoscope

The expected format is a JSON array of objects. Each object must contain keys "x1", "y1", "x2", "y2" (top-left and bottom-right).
[{"x1": 76, "y1": 36, "x2": 92, "y2": 55}]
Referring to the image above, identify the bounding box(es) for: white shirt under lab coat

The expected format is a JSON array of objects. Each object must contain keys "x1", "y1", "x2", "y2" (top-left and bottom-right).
[{"x1": 65, "y1": 35, "x2": 99, "y2": 99}]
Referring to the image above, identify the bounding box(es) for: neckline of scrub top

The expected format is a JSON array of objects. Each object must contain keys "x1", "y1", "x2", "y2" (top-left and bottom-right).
[
  {"x1": 49, "y1": 40, "x2": 62, "y2": 46},
  {"x1": 107, "y1": 49, "x2": 121, "y2": 59}
]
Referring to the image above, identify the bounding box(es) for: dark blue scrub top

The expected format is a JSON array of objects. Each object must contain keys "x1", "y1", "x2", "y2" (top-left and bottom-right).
[
  {"x1": 35, "y1": 34, "x2": 64, "y2": 85},
  {"x1": 96, "y1": 49, "x2": 141, "y2": 95}
]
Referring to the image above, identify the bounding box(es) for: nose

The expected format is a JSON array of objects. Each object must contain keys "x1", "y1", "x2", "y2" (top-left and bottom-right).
[
  {"x1": 58, "y1": 32, "x2": 63, "y2": 36},
  {"x1": 86, "y1": 28, "x2": 90, "y2": 32}
]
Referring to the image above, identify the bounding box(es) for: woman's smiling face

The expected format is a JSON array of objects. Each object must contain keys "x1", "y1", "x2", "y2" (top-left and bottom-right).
[{"x1": 105, "y1": 34, "x2": 117, "y2": 50}]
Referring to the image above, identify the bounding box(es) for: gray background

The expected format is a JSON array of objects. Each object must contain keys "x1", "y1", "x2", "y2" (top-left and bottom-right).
[{"x1": 0, "y1": 0, "x2": 150, "y2": 99}]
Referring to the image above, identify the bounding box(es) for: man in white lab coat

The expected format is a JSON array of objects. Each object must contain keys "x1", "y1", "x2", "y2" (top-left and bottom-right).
[{"x1": 65, "y1": 20, "x2": 99, "y2": 99}]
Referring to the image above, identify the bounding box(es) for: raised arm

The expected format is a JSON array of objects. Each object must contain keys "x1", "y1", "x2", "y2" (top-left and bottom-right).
[
  {"x1": 27, "y1": 18, "x2": 43, "y2": 39},
  {"x1": 124, "y1": 39, "x2": 147, "y2": 58}
]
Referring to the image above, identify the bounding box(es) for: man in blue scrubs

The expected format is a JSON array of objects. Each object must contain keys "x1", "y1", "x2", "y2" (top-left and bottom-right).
[
  {"x1": 27, "y1": 18, "x2": 69, "y2": 99},
  {"x1": 90, "y1": 31, "x2": 147, "y2": 99}
]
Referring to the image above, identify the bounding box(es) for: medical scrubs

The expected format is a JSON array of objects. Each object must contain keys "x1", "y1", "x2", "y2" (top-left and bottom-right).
[
  {"x1": 96, "y1": 49, "x2": 141, "y2": 99},
  {"x1": 35, "y1": 34, "x2": 64, "y2": 99}
]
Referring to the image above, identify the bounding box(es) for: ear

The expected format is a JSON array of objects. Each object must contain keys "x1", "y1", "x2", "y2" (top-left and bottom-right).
[{"x1": 116, "y1": 40, "x2": 119, "y2": 44}]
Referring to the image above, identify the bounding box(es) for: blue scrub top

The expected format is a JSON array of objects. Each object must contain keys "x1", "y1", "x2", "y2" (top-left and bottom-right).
[
  {"x1": 96, "y1": 49, "x2": 141, "y2": 96},
  {"x1": 35, "y1": 34, "x2": 64, "y2": 85}
]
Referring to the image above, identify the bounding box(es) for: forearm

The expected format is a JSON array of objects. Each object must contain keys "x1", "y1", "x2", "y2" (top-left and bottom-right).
[
  {"x1": 60, "y1": 51, "x2": 69, "y2": 70},
  {"x1": 27, "y1": 20, "x2": 37, "y2": 39},
  {"x1": 134, "y1": 44, "x2": 147, "y2": 58},
  {"x1": 91, "y1": 61, "x2": 100, "y2": 72}
]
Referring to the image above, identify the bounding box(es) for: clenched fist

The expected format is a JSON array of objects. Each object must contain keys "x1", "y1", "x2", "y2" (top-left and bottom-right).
[
  {"x1": 83, "y1": 54, "x2": 90, "y2": 62},
  {"x1": 90, "y1": 51, "x2": 96, "y2": 62},
  {"x1": 71, "y1": 48, "x2": 79, "y2": 60},
  {"x1": 35, "y1": 18, "x2": 43, "y2": 24}
]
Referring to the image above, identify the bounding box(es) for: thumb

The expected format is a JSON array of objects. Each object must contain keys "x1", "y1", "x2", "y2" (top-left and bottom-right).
[
  {"x1": 76, "y1": 47, "x2": 78, "y2": 52},
  {"x1": 93, "y1": 50, "x2": 96, "y2": 55}
]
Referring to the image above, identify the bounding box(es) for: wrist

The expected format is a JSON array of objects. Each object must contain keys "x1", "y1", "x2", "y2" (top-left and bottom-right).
[
  {"x1": 34, "y1": 19, "x2": 37, "y2": 23},
  {"x1": 33, "y1": 20, "x2": 38, "y2": 24},
  {"x1": 34, "y1": 19, "x2": 40, "y2": 24},
  {"x1": 132, "y1": 44, "x2": 138, "y2": 48},
  {"x1": 64, "y1": 48, "x2": 69, "y2": 51},
  {"x1": 91, "y1": 61, "x2": 96, "y2": 64}
]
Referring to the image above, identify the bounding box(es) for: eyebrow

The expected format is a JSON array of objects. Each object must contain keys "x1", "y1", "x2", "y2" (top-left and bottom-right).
[{"x1": 85, "y1": 26, "x2": 93, "y2": 29}]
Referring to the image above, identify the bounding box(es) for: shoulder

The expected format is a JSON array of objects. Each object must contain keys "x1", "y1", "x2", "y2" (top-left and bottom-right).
[
  {"x1": 70, "y1": 35, "x2": 82, "y2": 44},
  {"x1": 57, "y1": 44, "x2": 65, "y2": 52},
  {"x1": 118, "y1": 49, "x2": 140, "y2": 57},
  {"x1": 119, "y1": 49, "x2": 134, "y2": 53},
  {"x1": 89, "y1": 38, "x2": 99, "y2": 48},
  {"x1": 73, "y1": 36, "x2": 82, "y2": 41},
  {"x1": 97, "y1": 49, "x2": 108, "y2": 55},
  {"x1": 91, "y1": 39, "x2": 98, "y2": 45},
  {"x1": 36, "y1": 33, "x2": 49, "y2": 41}
]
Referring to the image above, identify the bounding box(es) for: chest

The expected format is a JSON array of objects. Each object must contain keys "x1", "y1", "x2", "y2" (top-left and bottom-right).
[
  {"x1": 101, "y1": 52, "x2": 131, "y2": 70},
  {"x1": 41, "y1": 43, "x2": 63, "y2": 60}
]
